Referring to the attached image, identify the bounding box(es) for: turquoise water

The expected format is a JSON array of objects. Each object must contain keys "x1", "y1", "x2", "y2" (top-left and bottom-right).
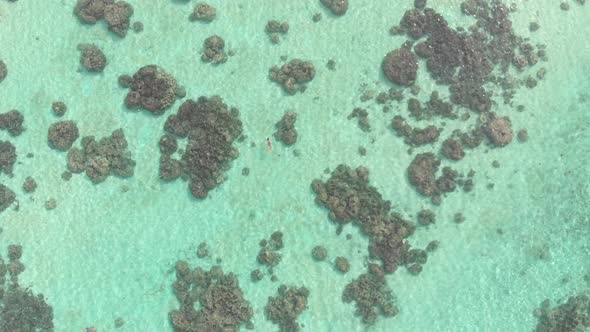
[{"x1": 0, "y1": 0, "x2": 589, "y2": 331}]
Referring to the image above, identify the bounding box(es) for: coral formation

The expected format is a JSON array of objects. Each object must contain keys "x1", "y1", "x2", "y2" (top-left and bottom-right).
[
  {"x1": 169, "y1": 262, "x2": 254, "y2": 332},
  {"x1": 66, "y1": 129, "x2": 135, "y2": 183},
  {"x1": 391, "y1": 115, "x2": 440, "y2": 146},
  {"x1": 0, "y1": 60, "x2": 6, "y2": 83},
  {"x1": 0, "y1": 245, "x2": 54, "y2": 331},
  {"x1": 190, "y1": 3, "x2": 216, "y2": 22},
  {"x1": 202, "y1": 35, "x2": 227, "y2": 64},
  {"x1": 0, "y1": 141, "x2": 17, "y2": 176},
  {"x1": 0, "y1": 184, "x2": 16, "y2": 213},
  {"x1": 348, "y1": 108, "x2": 371, "y2": 132},
  {"x1": 74, "y1": 0, "x2": 133, "y2": 37},
  {"x1": 311, "y1": 246, "x2": 328, "y2": 261},
  {"x1": 482, "y1": 112, "x2": 513, "y2": 147},
  {"x1": 441, "y1": 138, "x2": 465, "y2": 160},
  {"x1": 534, "y1": 295, "x2": 590, "y2": 332},
  {"x1": 407, "y1": 153, "x2": 467, "y2": 203},
  {"x1": 274, "y1": 111, "x2": 298, "y2": 145},
  {"x1": 382, "y1": 48, "x2": 418, "y2": 86},
  {"x1": 257, "y1": 231, "x2": 284, "y2": 278},
  {"x1": 269, "y1": 59, "x2": 315, "y2": 95},
  {"x1": 0, "y1": 110, "x2": 24, "y2": 136},
  {"x1": 77, "y1": 43, "x2": 107, "y2": 72},
  {"x1": 266, "y1": 20, "x2": 289, "y2": 44},
  {"x1": 22, "y1": 176, "x2": 37, "y2": 193},
  {"x1": 343, "y1": 273, "x2": 398, "y2": 325},
  {"x1": 265, "y1": 285, "x2": 309, "y2": 332},
  {"x1": 123, "y1": 65, "x2": 178, "y2": 114},
  {"x1": 47, "y1": 120, "x2": 80, "y2": 151},
  {"x1": 51, "y1": 101, "x2": 67, "y2": 117},
  {"x1": 335, "y1": 256, "x2": 350, "y2": 273},
  {"x1": 312, "y1": 164, "x2": 415, "y2": 271},
  {"x1": 320, "y1": 0, "x2": 348, "y2": 16},
  {"x1": 162, "y1": 96, "x2": 242, "y2": 198},
  {"x1": 417, "y1": 209, "x2": 435, "y2": 226}
]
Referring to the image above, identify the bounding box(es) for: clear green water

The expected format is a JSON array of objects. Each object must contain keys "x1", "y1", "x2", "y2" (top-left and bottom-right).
[{"x1": 0, "y1": 0, "x2": 589, "y2": 331}]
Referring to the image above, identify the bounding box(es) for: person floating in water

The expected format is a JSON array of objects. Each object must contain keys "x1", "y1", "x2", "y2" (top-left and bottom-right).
[{"x1": 266, "y1": 137, "x2": 272, "y2": 154}]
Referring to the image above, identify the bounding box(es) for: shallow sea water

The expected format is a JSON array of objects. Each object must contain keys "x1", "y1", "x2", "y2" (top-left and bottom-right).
[{"x1": 0, "y1": 0, "x2": 589, "y2": 331}]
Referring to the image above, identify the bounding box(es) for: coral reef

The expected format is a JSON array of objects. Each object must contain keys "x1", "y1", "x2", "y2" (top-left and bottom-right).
[
  {"x1": 335, "y1": 256, "x2": 350, "y2": 273},
  {"x1": 169, "y1": 262, "x2": 254, "y2": 332},
  {"x1": 312, "y1": 164, "x2": 416, "y2": 272},
  {"x1": 74, "y1": 0, "x2": 133, "y2": 37},
  {"x1": 190, "y1": 3, "x2": 216, "y2": 22},
  {"x1": 441, "y1": 138, "x2": 465, "y2": 160},
  {"x1": 77, "y1": 43, "x2": 107, "y2": 72},
  {"x1": 22, "y1": 176, "x2": 37, "y2": 193},
  {"x1": 320, "y1": 0, "x2": 348, "y2": 16},
  {"x1": 257, "y1": 231, "x2": 284, "y2": 278},
  {"x1": 202, "y1": 35, "x2": 227, "y2": 64},
  {"x1": 269, "y1": 59, "x2": 315, "y2": 95},
  {"x1": 533, "y1": 295, "x2": 590, "y2": 332},
  {"x1": 311, "y1": 246, "x2": 328, "y2": 261},
  {"x1": 0, "y1": 245, "x2": 54, "y2": 331},
  {"x1": 348, "y1": 108, "x2": 370, "y2": 132},
  {"x1": 391, "y1": 115, "x2": 440, "y2": 146},
  {"x1": 51, "y1": 101, "x2": 67, "y2": 117},
  {"x1": 47, "y1": 120, "x2": 80, "y2": 151},
  {"x1": 382, "y1": 48, "x2": 418, "y2": 86},
  {"x1": 274, "y1": 112, "x2": 298, "y2": 145},
  {"x1": 123, "y1": 65, "x2": 178, "y2": 114},
  {"x1": 417, "y1": 209, "x2": 435, "y2": 226},
  {"x1": 482, "y1": 112, "x2": 513, "y2": 147},
  {"x1": 0, "y1": 60, "x2": 6, "y2": 83},
  {"x1": 66, "y1": 129, "x2": 136, "y2": 183},
  {"x1": 0, "y1": 184, "x2": 16, "y2": 213},
  {"x1": 266, "y1": 20, "x2": 289, "y2": 44},
  {"x1": 0, "y1": 110, "x2": 24, "y2": 136},
  {"x1": 407, "y1": 153, "x2": 468, "y2": 203},
  {"x1": 0, "y1": 141, "x2": 17, "y2": 176},
  {"x1": 265, "y1": 285, "x2": 309, "y2": 332},
  {"x1": 343, "y1": 273, "x2": 398, "y2": 325},
  {"x1": 162, "y1": 96, "x2": 242, "y2": 198}
]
